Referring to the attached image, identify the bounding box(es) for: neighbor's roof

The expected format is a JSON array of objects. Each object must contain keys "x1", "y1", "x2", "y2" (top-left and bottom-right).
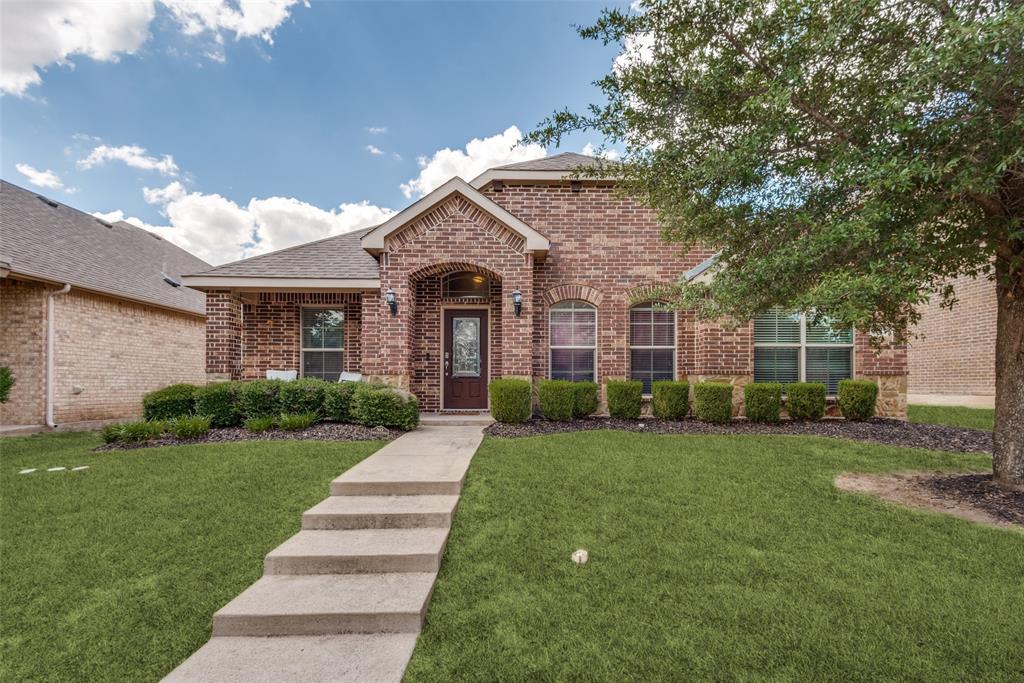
[
  {"x1": 471, "y1": 151, "x2": 619, "y2": 189},
  {"x1": 492, "y1": 152, "x2": 604, "y2": 171},
  {"x1": 0, "y1": 180, "x2": 209, "y2": 316}
]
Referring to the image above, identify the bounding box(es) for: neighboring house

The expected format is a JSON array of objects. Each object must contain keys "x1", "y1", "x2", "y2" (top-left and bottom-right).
[
  {"x1": 908, "y1": 273, "x2": 996, "y2": 408},
  {"x1": 183, "y1": 153, "x2": 908, "y2": 417},
  {"x1": 0, "y1": 180, "x2": 209, "y2": 429}
]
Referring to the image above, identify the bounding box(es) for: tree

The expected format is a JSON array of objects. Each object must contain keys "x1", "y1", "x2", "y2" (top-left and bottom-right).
[{"x1": 527, "y1": 0, "x2": 1024, "y2": 488}]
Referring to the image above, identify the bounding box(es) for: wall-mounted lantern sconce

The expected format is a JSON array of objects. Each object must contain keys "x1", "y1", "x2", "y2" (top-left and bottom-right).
[
  {"x1": 512, "y1": 288, "x2": 523, "y2": 317},
  {"x1": 384, "y1": 288, "x2": 398, "y2": 316}
]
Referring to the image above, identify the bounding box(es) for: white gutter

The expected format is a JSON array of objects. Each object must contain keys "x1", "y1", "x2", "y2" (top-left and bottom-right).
[{"x1": 46, "y1": 284, "x2": 71, "y2": 428}]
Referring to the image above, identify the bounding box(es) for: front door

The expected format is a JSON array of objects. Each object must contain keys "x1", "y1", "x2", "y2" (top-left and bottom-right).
[{"x1": 443, "y1": 309, "x2": 488, "y2": 410}]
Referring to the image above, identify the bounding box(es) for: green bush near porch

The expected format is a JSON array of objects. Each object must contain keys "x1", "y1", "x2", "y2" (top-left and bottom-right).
[
  {"x1": 838, "y1": 380, "x2": 879, "y2": 421},
  {"x1": 693, "y1": 382, "x2": 733, "y2": 423},
  {"x1": 652, "y1": 381, "x2": 689, "y2": 420},
  {"x1": 607, "y1": 380, "x2": 643, "y2": 419},
  {"x1": 786, "y1": 383, "x2": 827, "y2": 420},
  {"x1": 489, "y1": 379, "x2": 533, "y2": 423},
  {"x1": 237, "y1": 379, "x2": 285, "y2": 419},
  {"x1": 142, "y1": 384, "x2": 197, "y2": 421},
  {"x1": 324, "y1": 381, "x2": 359, "y2": 422},
  {"x1": 278, "y1": 378, "x2": 328, "y2": 417},
  {"x1": 350, "y1": 383, "x2": 420, "y2": 431},
  {"x1": 744, "y1": 383, "x2": 782, "y2": 423},
  {"x1": 193, "y1": 382, "x2": 243, "y2": 428},
  {"x1": 572, "y1": 381, "x2": 600, "y2": 418},
  {"x1": 538, "y1": 380, "x2": 575, "y2": 421}
]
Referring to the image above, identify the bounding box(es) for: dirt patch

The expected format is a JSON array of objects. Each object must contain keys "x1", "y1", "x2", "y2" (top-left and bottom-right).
[
  {"x1": 94, "y1": 422, "x2": 400, "y2": 452},
  {"x1": 835, "y1": 472, "x2": 1024, "y2": 529},
  {"x1": 485, "y1": 417, "x2": 992, "y2": 454}
]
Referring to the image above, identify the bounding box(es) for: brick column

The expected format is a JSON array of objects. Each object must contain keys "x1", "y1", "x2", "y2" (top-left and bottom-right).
[
  {"x1": 205, "y1": 290, "x2": 242, "y2": 381},
  {"x1": 855, "y1": 332, "x2": 908, "y2": 419},
  {"x1": 501, "y1": 259, "x2": 533, "y2": 378},
  {"x1": 693, "y1": 319, "x2": 754, "y2": 415},
  {"x1": 370, "y1": 273, "x2": 412, "y2": 390}
]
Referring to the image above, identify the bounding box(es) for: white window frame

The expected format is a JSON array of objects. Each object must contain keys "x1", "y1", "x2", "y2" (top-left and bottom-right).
[
  {"x1": 629, "y1": 304, "x2": 677, "y2": 396},
  {"x1": 300, "y1": 306, "x2": 345, "y2": 379},
  {"x1": 753, "y1": 311, "x2": 854, "y2": 395},
  {"x1": 548, "y1": 300, "x2": 597, "y2": 382}
]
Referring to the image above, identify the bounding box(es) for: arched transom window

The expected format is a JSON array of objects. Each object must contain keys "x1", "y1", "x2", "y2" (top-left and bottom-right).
[
  {"x1": 442, "y1": 271, "x2": 490, "y2": 299},
  {"x1": 549, "y1": 300, "x2": 596, "y2": 382},
  {"x1": 629, "y1": 303, "x2": 675, "y2": 393}
]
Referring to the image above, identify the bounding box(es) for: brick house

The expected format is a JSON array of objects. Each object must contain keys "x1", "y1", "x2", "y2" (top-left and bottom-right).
[
  {"x1": 183, "y1": 154, "x2": 908, "y2": 417},
  {"x1": 0, "y1": 180, "x2": 209, "y2": 429}
]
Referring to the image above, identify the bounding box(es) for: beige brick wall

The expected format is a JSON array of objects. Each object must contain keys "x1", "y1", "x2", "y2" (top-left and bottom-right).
[
  {"x1": 1, "y1": 278, "x2": 207, "y2": 426},
  {"x1": 908, "y1": 274, "x2": 996, "y2": 397}
]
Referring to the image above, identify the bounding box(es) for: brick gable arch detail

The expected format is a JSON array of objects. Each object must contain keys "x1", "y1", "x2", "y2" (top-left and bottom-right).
[
  {"x1": 541, "y1": 283, "x2": 604, "y2": 307},
  {"x1": 385, "y1": 195, "x2": 527, "y2": 255}
]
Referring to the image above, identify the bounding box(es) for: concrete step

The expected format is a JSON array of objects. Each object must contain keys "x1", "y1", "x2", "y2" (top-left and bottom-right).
[
  {"x1": 212, "y1": 573, "x2": 437, "y2": 636},
  {"x1": 162, "y1": 634, "x2": 418, "y2": 683},
  {"x1": 302, "y1": 495, "x2": 459, "y2": 530},
  {"x1": 419, "y1": 413, "x2": 494, "y2": 427},
  {"x1": 372, "y1": 425, "x2": 485, "y2": 456},
  {"x1": 330, "y1": 454, "x2": 473, "y2": 496},
  {"x1": 264, "y1": 528, "x2": 449, "y2": 575}
]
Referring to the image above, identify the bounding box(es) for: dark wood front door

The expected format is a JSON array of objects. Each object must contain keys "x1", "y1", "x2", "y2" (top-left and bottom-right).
[{"x1": 443, "y1": 309, "x2": 488, "y2": 410}]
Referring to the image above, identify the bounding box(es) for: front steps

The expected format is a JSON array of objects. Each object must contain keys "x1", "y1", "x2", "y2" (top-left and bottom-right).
[{"x1": 164, "y1": 425, "x2": 485, "y2": 683}]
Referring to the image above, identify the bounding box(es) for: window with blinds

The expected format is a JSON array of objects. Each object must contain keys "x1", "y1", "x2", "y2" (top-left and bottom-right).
[
  {"x1": 301, "y1": 308, "x2": 344, "y2": 381},
  {"x1": 753, "y1": 307, "x2": 853, "y2": 393},
  {"x1": 630, "y1": 304, "x2": 675, "y2": 393},
  {"x1": 549, "y1": 300, "x2": 596, "y2": 382}
]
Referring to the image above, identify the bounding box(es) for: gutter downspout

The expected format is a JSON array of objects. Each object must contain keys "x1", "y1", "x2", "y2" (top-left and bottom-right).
[{"x1": 46, "y1": 284, "x2": 71, "y2": 428}]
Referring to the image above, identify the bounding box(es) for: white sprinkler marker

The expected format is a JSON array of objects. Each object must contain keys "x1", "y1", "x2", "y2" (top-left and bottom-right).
[
  {"x1": 47, "y1": 467, "x2": 67, "y2": 472},
  {"x1": 572, "y1": 549, "x2": 589, "y2": 565},
  {"x1": 19, "y1": 468, "x2": 37, "y2": 475},
  {"x1": 72, "y1": 466, "x2": 90, "y2": 471}
]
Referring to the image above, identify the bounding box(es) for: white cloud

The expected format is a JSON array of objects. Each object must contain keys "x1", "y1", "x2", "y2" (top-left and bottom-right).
[
  {"x1": 78, "y1": 144, "x2": 179, "y2": 176},
  {"x1": 92, "y1": 209, "x2": 130, "y2": 223},
  {"x1": 15, "y1": 163, "x2": 64, "y2": 189},
  {"x1": 581, "y1": 142, "x2": 621, "y2": 161},
  {"x1": 399, "y1": 126, "x2": 546, "y2": 198},
  {"x1": 143, "y1": 180, "x2": 187, "y2": 205},
  {"x1": 366, "y1": 126, "x2": 387, "y2": 134},
  {"x1": 1, "y1": 0, "x2": 303, "y2": 96},
  {"x1": 366, "y1": 144, "x2": 384, "y2": 156},
  {"x1": 247, "y1": 196, "x2": 395, "y2": 254}
]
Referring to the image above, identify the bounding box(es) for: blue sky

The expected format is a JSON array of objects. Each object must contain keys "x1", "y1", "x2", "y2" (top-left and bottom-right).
[{"x1": 1, "y1": 1, "x2": 625, "y2": 264}]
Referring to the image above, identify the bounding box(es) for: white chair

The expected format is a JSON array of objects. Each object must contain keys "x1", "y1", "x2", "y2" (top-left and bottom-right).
[
  {"x1": 338, "y1": 372, "x2": 363, "y2": 383},
  {"x1": 266, "y1": 370, "x2": 298, "y2": 381}
]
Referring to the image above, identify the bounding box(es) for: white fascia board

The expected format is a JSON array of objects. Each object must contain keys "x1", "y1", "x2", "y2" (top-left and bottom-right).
[
  {"x1": 360, "y1": 177, "x2": 550, "y2": 254},
  {"x1": 470, "y1": 169, "x2": 619, "y2": 190},
  {"x1": 181, "y1": 276, "x2": 381, "y2": 291}
]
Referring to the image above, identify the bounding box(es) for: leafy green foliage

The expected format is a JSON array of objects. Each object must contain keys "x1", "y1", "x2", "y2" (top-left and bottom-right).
[
  {"x1": 652, "y1": 380, "x2": 690, "y2": 419},
  {"x1": 279, "y1": 412, "x2": 317, "y2": 431},
  {"x1": 350, "y1": 384, "x2": 419, "y2": 431},
  {"x1": 192, "y1": 382, "x2": 242, "y2": 428},
  {"x1": 693, "y1": 382, "x2": 734, "y2": 423},
  {"x1": 278, "y1": 378, "x2": 327, "y2": 417},
  {"x1": 786, "y1": 383, "x2": 826, "y2": 420},
  {"x1": 324, "y1": 381, "x2": 359, "y2": 422},
  {"x1": 117, "y1": 420, "x2": 166, "y2": 443},
  {"x1": 100, "y1": 423, "x2": 124, "y2": 444},
  {"x1": 237, "y1": 380, "x2": 284, "y2": 419},
  {"x1": 838, "y1": 380, "x2": 879, "y2": 421},
  {"x1": 167, "y1": 415, "x2": 211, "y2": 440},
  {"x1": 0, "y1": 366, "x2": 13, "y2": 404},
  {"x1": 244, "y1": 415, "x2": 277, "y2": 433},
  {"x1": 538, "y1": 380, "x2": 575, "y2": 421},
  {"x1": 607, "y1": 380, "x2": 643, "y2": 419},
  {"x1": 744, "y1": 382, "x2": 782, "y2": 423},
  {"x1": 489, "y1": 379, "x2": 533, "y2": 423},
  {"x1": 142, "y1": 384, "x2": 196, "y2": 421},
  {"x1": 572, "y1": 381, "x2": 600, "y2": 418}
]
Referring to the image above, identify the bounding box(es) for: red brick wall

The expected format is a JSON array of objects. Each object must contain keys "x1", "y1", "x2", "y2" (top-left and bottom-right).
[{"x1": 908, "y1": 274, "x2": 996, "y2": 396}]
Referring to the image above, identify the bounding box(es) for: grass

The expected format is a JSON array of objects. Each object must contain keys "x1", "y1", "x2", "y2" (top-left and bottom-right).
[
  {"x1": 406, "y1": 432, "x2": 1023, "y2": 681},
  {"x1": 0, "y1": 431, "x2": 382, "y2": 682},
  {"x1": 908, "y1": 404, "x2": 995, "y2": 431}
]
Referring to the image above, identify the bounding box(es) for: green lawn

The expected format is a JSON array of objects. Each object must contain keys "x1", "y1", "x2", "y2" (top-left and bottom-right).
[
  {"x1": 407, "y1": 432, "x2": 1023, "y2": 681},
  {"x1": 0, "y1": 432, "x2": 382, "y2": 682},
  {"x1": 908, "y1": 404, "x2": 995, "y2": 431}
]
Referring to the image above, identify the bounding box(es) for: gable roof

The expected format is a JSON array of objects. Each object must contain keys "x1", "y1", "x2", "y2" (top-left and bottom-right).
[
  {"x1": 360, "y1": 177, "x2": 550, "y2": 255},
  {"x1": 0, "y1": 180, "x2": 209, "y2": 316},
  {"x1": 471, "y1": 151, "x2": 620, "y2": 189},
  {"x1": 183, "y1": 226, "x2": 381, "y2": 290}
]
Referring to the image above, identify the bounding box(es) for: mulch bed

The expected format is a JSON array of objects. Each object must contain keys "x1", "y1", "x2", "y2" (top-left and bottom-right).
[
  {"x1": 921, "y1": 473, "x2": 1024, "y2": 526},
  {"x1": 485, "y1": 417, "x2": 993, "y2": 454},
  {"x1": 94, "y1": 423, "x2": 401, "y2": 452}
]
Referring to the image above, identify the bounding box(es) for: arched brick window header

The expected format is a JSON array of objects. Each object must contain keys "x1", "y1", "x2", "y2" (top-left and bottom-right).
[
  {"x1": 541, "y1": 283, "x2": 603, "y2": 307},
  {"x1": 407, "y1": 261, "x2": 504, "y2": 282}
]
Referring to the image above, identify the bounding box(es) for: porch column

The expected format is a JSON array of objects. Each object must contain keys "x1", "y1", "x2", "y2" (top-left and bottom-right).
[
  {"x1": 501, "y1": 259, "x2": 534, "y2": 379},
  {"x1": 368, "y1": 275, "x2": 413, "y2": 390},
  {"x1": 693, "y1": 318, "x2": 753, "y2": 415},
  {"x1": 205, "y1": 289, "x2": 242, "y2": 381}
]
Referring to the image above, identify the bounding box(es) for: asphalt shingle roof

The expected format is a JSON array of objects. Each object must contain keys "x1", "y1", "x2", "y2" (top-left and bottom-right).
[
  {"x1": 0, "y1": 180, "x2": 209, "y2": 315},
  {"x1": 493, "y1": 152, "x2": 607, "y2": 171}
]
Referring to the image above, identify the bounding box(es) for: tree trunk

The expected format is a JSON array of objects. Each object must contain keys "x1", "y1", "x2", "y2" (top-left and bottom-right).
[{"x1": 993, "y1": 257, "x2": 1024, "y2": 489}]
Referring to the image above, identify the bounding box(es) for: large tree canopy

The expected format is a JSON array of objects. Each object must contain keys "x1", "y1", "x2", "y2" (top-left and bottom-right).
[{"x1": 529, "y1": 0, "x2": 1024, "y2": 485}]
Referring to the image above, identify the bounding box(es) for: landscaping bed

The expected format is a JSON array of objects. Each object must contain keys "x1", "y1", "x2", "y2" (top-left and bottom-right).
[
  {"x1": 485, "y1": 416, "x2": 993, "y2": 454},
  {"x1": 94, "y1": 422, "x2": 399, "y2": 451}
]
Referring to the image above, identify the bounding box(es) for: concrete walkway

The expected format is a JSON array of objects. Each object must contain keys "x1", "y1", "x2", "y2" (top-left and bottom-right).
[{"x1": 164, "y1": 423, "x2": 486, "y2": 682}]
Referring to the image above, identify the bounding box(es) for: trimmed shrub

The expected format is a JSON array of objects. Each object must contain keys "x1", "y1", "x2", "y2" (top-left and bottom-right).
[
  {"x1": 489, "y1": 378, "x2": 532, "y2": 423},
  {"x1": 744, "y1": 382, "x2": 782, "y2": 423},
  {"x1": 693, "y1": 382, "x2": 733, "y2": 423},
  {"x1": 0, "y1": 366, "x2": 13, "y2": 404},
  {"x1": 193, "y1": 382, "x2": 242, "y2": 428},
  {"x1": 786, "y1": 382, "x2": 826, "y2": 420},
  {"x1": 100, "y1": 423, "x2": 123, "y2": 444},
  {"x1": 118, "y1": 420, "x2": 165, "y2": 443},
  {"x1": 652, "y1": 381, "x2": 689, "y2": 420},
  {"x1": 142, "y1": 383, "x2": 197, "y2": 420},
  {"x1": 244, "y1": 415, "x2": 277, "y2": 432},
  {"x1": 279, "y1": 412, "x2": 317, "y2": 431},
  {"x1": 350, "y1": 384, "x2": 420, "y2": 431},
  {"x1": 838, "y1": 379, "x2": 879, "y2": 421},
  {"x1": 168, "y1": 415, "x2": 211, "y2": 439},
  {"x1": 278, "y1": 378, "x2": 327, "y2": 417},
  {"x1": 238, "y1": 379, "x2": 284, "y2": 419},
  {"x1": 572, "y1": 381, "x2": 599, "y2": 418},
  {"x1": 607, "y1": 380, "x2": 643, "y2": 419},
  {"x1": 538, "y1": 380, "x2": 575, "y2": 421},
  {"x1": 324, "y1": 381, "x2": 359, "y2": 422}
]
